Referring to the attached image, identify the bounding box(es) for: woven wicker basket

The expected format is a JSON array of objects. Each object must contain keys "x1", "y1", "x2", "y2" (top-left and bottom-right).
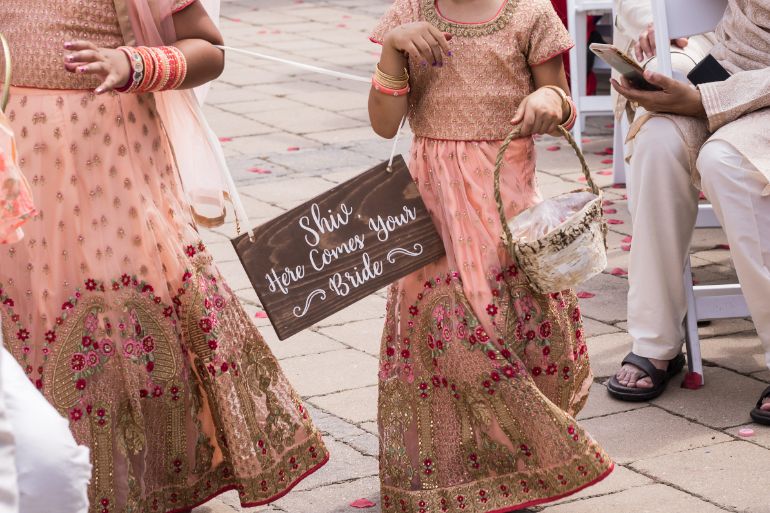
[
  {"x1": 1, "y1": 33, "x2": 10, "y2": 113},
  {"x1": 494, "y1": 125, "x2": 607, "y2": 294}
]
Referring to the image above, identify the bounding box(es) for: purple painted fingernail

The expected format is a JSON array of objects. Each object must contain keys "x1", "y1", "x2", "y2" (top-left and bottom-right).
[
  {"x1": 65, "y1": 55, "x2": 74, "y2": 62},
  {"x1": 78, "y1": 66, "x2": 86, "y2": 73},
  {"x1": 447, "y1": 51, "x2": 453, "y2": 56}
]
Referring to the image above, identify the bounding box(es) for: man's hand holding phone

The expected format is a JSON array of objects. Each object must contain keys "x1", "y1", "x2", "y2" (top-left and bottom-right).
[{"x1": 611, "y1": 70, "x2": 706, "y2": 118}]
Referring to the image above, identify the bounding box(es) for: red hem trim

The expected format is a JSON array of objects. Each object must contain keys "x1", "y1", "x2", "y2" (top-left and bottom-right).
[
  {"x1": 172, "y1": 0, "x2": 197, "y2": 14},
  {"x1": 369, "y1": 36, "x2": 384, "y2": 46},
  {"x1": 164, "y1": 452, "x2": 330, "y2": 513},
  {"x1": 434, "y1": 0, "x2": 508, "y2": 25},
  {"x1": 532, "y1": 44, "x2": 575, "y2": 66},
  {"x1": 484, "y1": 463, "x2": 615, "y2": 513}
]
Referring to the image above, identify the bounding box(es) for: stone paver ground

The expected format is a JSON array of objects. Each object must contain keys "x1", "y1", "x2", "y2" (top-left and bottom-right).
[{"x1": 193, "y1": 1, "x2": 770, "y2": 512}]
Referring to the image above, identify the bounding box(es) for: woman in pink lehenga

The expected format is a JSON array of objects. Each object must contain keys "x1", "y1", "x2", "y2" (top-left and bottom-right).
[
  {"x1": 0, "y1": 1, "x2": 328, "y2": 512},
  {"x1": 368, "y1": 1, "x2": 613, "y2": 512}
]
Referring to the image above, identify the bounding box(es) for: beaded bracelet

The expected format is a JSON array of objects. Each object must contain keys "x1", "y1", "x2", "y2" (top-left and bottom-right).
[
  {"x1": 371, "y1": 76, "x2": 410, "y2": 97},
  {"x1": 115, "y1": 45, "x2": 188, "y2": 94}
]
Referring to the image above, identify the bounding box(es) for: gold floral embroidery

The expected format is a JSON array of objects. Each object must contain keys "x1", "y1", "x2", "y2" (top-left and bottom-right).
[{"x1": 421, "y1": 0, "x2": 518, "y2": 38}]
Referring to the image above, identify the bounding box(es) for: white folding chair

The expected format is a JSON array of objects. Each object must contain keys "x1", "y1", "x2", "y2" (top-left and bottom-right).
[
  {"x1": 651, "y1": 0, "x2": 747, "y2": 385},
  {"x1": 567, "y1": 0, "x2": 614, "y2": 149}
]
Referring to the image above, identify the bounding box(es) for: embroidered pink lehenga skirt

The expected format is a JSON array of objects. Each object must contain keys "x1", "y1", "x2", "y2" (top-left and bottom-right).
[
  {"x1": 377, "y1": 137, "x2": 613, "y2": 513},
  {"x1": 0, "y1": 88, "x2": 328, "y2": 513}
]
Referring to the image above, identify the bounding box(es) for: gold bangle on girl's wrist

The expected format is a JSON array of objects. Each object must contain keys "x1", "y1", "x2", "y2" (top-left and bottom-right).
[{"x1": 375, "y1": 64, "x2": 409, "y2": 90}]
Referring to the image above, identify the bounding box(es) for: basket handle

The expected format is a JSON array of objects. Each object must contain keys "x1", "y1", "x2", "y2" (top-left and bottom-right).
[
  {"x1": 0, "y1": 33, "x2": 10, "y2": 113},
  {"x1": 494, "y1": 125, "x2": 599, "y2": 245}
]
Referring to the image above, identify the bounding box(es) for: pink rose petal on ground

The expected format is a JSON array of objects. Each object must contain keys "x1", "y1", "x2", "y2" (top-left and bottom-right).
[
  {"x1": 739, "y1": 428, "x2": 755, "y2": 437},
  {"x1": 605, "y1": 123, "x2": 615, "y2": 129},
  {"x1": 610, "y1": 268, "x2": 628, "y2": 276},
  {"x1": 576, "y1": 292, "x2": 595, "y2": 299},
  {"x1": 607, "y1": 219, "x2": 624, "y2": 225},
  {"x1": 287, "y1": 146, "x2": 300, "y2": 152},
  {"x1": 603, "y1": 200, "x2": 615, "y2": 206},
  {"x1": 598, "y1": 170, "x2": 612, "y2": 176},
  {"x1": 350, "y1": 499, "x2": 376, "y2": 509},
  {"x1": 612, "y1": 183, "x2": 626, "y2": 189},
  {"x1": 218, "y1": 137, "x2": 232, "y2": 143},
  {"x1": 582, "y1": 137, "x2": 591, "y2": 144},
  {"x1": 604, "y1": 208, "x2": 617, "y2": 214},
  {"x1": 254, "y1": 311, "x2": 268, "y2": 319},
  {"x1": 546, "y1": 145, "x2": 560, "y2": 151},
  {"x1": 343, "y1": 15, "x2": 352, "y2": 19},
  {"x1": 621, "y1": 244, "x2": 631, "y2": 252},
  {"x1": 248, "y1": 167, "x2": 272, "y2": 175},
  {"x1": 699, "y1": 192, "x2": 707, "y2": 200},
  {"x1": 578, "y1": 176, "x2": 587, "y2": 182},
  {"x1": 713, "y1": 244, "x2": 730, "y2": 250},
  {"x1": 272, "y1": 29, "x2": 282, "y2": 34},
  {"x1": 605, "y1": 147, "x2": 614, "y2": 154},
  {"x1": 622, "y1": 235, "x2": 633, "y2": 243},
  {"x1": 622, "y1": 194, "x2": 629, "y2": 200},
  {"x1": 594, "y1": 151, "x2": 609, "y2": 156},
  {"x1": 601, "y1": 158, "x2": 613, "y2": 164},
  {"x1": 337, "y1": 23, "x2": 348, "y2": 28}
]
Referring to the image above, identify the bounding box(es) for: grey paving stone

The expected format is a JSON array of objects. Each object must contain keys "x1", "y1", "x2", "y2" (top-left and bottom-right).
[
  {"x1": 317, "y1": 318, "x2": 384, "y2": 356},
  {"x1": 580, "y1": 407, "x2": 731, "y2": 465},
  {"x1": 261, "y1": 326, "x2": 346, "y2": 360},
  {"x1": 586, "y1": 331, "x2": 634, "y2": 379},
  {"x1": 699, "y1": 332, "x2": 766, "y2": 374},
  {"x1": 291, "y1": 438, "x2": 378, "y2": 492},
  {"x1": 631, "y1": 441, "x2": 770, "y2": 513},
  {"x1": 576, "y1": 272, "x2": 629, "y2": 324},
  {"x1": 652, "y1": 367, "x2": 767, "y2": 428},
  {"x1": 279, "y1": 349, "x2": 379, "y2": 396},
  {"x1": 577, "y1": 383, "x2": 648, "y2": 421},
  {"x1": 309, "y1": 385, "x2": 378, "y2": 424},
  {"x1": 342, "y1": 432, "x2": 379, "y2": 457},
  {"x1": 540, "y1": 483, "x2": 728, "y2": 513},
  {"x1": 272, "y1": 476, "x2": 380, "y2": 513},
  {"x1": 547, "y1": 465, "x2": 652, "y2": 506}
]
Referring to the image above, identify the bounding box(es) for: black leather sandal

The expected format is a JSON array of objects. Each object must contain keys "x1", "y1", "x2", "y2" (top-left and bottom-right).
[
  {"x1": 750, "y1": 386, "x2": 770, "y2": 425},
  {"x1": 606, "y1": 352, "x2": 686, "y2": 402}
]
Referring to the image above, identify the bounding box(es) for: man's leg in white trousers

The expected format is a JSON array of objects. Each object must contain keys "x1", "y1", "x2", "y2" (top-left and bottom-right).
[
  {"x1": 616, "y1": 115, "x2": 700, "y2": 388},
  {"x1": 698, "y1": 141, "x2": 770, "y2": 411},
  {"x1": 0, "y1": 338, "x2": 19, "y2": 513},
  {"x1": 1, "y1": 347, "x2": 91, "y2": 513}
]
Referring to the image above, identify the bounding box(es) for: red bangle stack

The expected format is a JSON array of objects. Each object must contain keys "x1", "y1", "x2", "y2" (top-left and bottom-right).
[{"x1": 115, "y1": 46, "x2": 189, "y2": 94}]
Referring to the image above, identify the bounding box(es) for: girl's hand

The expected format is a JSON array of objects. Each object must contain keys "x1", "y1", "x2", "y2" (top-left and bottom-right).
[
  {"x1": 511, "y1": 88, "x2": 565, "y2": 137},
  {"x1": 383, "y1": 22, "x2": 452, "y2": 66},
  {"x1": 63, "y1": 41, "x2": 130, "y2": 95}
]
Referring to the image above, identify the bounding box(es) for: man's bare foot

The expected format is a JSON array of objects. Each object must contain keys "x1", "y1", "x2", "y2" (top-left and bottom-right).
[{"x1": 614, "y1": 357, "x2": 670, "y2": 389}]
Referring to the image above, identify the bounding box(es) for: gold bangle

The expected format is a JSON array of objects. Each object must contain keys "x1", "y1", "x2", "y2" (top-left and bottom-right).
[{"x1": 375, "y1": 64, "x2": 408, "y2": 89}]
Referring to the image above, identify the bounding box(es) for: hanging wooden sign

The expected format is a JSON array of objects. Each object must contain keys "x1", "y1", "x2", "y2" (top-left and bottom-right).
[{"x1": 232, "y1": 155, "x2": 446, "y2": 340}]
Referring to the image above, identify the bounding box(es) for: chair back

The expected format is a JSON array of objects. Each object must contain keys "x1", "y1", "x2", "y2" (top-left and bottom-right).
[{"x1": 651, "y1": 0, "x2": 728, "y2": 76}]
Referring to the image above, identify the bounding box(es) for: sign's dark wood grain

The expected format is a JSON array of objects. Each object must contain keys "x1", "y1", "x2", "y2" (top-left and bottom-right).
[{"x1": 232, "y1": 155, "x2": 446, "y2": 340}]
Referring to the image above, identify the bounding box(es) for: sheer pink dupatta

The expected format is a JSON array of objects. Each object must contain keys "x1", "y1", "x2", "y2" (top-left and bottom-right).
[{"x1": 123, "y1": 0, "x2": 247, "y2": 231}]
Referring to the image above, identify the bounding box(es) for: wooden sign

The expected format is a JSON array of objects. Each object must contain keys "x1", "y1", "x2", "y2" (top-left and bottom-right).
[{"x1": 232, "y1": 155, "x2": 446, "y2": 340}]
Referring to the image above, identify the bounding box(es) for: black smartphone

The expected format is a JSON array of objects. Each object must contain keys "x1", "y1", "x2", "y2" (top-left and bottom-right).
[
  {"x1": 687, "y1": 54, "x2": 731, "y2": 86},
  {"x1": 589, "y1": 43, "x2": 662, "y2": 91}
]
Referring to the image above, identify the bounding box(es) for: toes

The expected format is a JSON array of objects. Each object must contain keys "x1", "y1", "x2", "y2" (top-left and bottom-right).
[
  {"x1": 636, "y1": 377, "x2": 654, "y2": 389},
  {"x1": 761, "y1": 398, "x2": 770, "y2": 412}
]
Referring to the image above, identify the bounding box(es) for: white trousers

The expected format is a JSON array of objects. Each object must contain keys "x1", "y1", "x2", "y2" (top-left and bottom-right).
[
  {"x1": 0, "y1": 338, "x2": 91, "y2": 513},
  {"x1": 627, "y1": 117, "x2": 770, "y2": 368}
]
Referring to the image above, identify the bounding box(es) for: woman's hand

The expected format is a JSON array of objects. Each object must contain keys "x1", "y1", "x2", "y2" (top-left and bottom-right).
[
  {"x1": 511, "y1": 88, "x2": 565, "y2": 136},
  {"x1": 611, "y1": 70, "x2": 706, "y2": 117},
  {"x1": 63, "y1": 41, "x2": 130, "y2": 95},
  {"x1": 633, "y1": 23, "x2": 689, "y2": 61},
  {"x1": 383, "y1": 22, "x2": 452, "y2": 66}
]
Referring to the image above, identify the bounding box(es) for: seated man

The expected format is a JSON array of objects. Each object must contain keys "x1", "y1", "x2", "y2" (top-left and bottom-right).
[{"x1": 608, "y1": 0, "x2": 770, "y2": 425}]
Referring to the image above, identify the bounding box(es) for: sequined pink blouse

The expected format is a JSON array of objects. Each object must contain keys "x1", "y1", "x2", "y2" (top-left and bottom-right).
[
  {"x1": 371, "y1": 0, "x2": 573, "y2": 141},
  {"x1": 0, "y1": 0, "x2": 194, "y2": 90}
]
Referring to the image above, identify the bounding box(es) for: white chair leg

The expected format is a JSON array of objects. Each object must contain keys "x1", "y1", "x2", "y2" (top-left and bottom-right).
[
  {"x1": 612, "y1": 119, "x2": 626, "y2": 185},
  {"x1": 695, "y1": 203, "x2": 721, "y2": 229},
  {"x1": 683, "y1": 259, "x2": 705, "y2": 387}
]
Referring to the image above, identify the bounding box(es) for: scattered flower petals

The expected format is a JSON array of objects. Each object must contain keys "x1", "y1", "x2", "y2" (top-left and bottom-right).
[
  {"x1": 612, "y1": 183, "x2": 626, "y2": 189},
  {"x1": 601, "y1": 158, "x2": 613, "y2": 165},
  {"x1": 218, "y1": 137, "x2": 232, "y2": 143},
  {"x1": 350, "y1": 499, "x2": 376, "y2": 509},
  {"x1": 582, "y1": 137, "x2": 591, "y2": 144},
  {"x1": 546, "y1": 145, "x2": 560, "y2": 152},
  {"x1": 248, "y1": 167, "x2": 272, "y2": 175},
  {"x1": 622, "y1": 194, "x2": 628, "y2": 200},
  {"x1": 713, "y1": 244, "x2": 730, "y2": 250},
  {"x1": 605, "y1": 123, "x2": 615, "y2": 129},
  {"x1": 607, "y1": 219, "x2": 624, "y2": 225},
  {"x1": 739, "y1": 428, "x2": 755, "y2": 437},
  {"x1": 603, "y1": 200, "x2": 615, "y2": 206},
  {"x1": 287, "y1": 146, "x2": 300, "y2": 152},
  {"x1": 610, "y1": 268, "x2": 628, "y2": 276},
  {"x1": 578, "y1": 176, "x2": 587, "y2": 182},
  {"x1": 605, "y1": 147, "x2": 614, "y2": 154},
  {"x1": 598, "y1": 170, "x2": 612, "y2": 176},
  {"x1": 337, "y1": 23, "x2": 348, "y2": 28},
  {"x1": 681, "y1": 372, "x2": 703, "y2": 390},
  {"x1": 604, "y1": 208, "x2": 617, "y2": 214},
  {"x1": 576, "y1": 292, "x2": 595, "y2": 299},
  {"x1": 254, "y1": 311, "x2": 268, "y2": 319},
  {"x1": 622, "y1": 235, "x2": 632, "y2": 243},
  {"x1": 621, "y1": 244, "x2": 631, "y2": 252}
]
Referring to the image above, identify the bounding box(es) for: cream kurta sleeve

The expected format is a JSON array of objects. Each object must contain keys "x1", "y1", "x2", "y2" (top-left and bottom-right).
[{"x1": 700, "y1": 67, "x2": 770, "y2": 132}]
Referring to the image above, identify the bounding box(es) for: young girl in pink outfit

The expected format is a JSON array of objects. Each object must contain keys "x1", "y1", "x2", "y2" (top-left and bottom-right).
[{"x1": 368, "y1": 1, "x2": 613, "y2": 511}]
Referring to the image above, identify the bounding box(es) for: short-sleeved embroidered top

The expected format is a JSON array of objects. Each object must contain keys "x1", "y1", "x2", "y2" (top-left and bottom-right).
[
  {"x1": 371, "y1": 0, "x2": 573, "y2": 141},
  {"x1": 0, "y1": 0, "x2": 196, "y2": 90}
]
